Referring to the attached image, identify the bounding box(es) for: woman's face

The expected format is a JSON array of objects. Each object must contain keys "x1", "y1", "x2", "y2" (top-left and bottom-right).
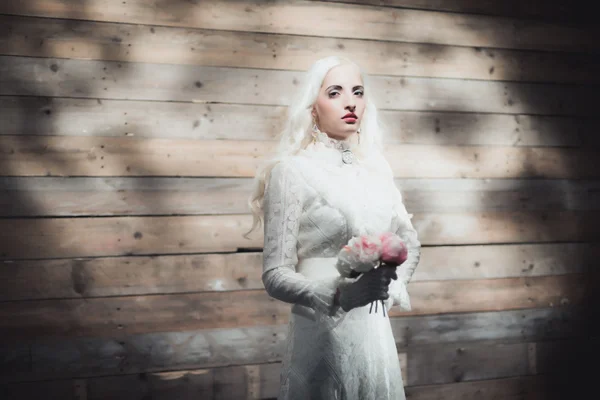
[{"x1": 312, "y1": 63, "x2": 366, "y2": 141}]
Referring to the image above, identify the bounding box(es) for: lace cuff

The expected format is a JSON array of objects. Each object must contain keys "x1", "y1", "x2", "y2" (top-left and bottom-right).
[
  {"x1": 385, "y1": 279, "x2": 412, "y2": 311},
  {"x1": 262, "y1": 162, "x2": 341, "y2": 316},
  {"x1": 262, "y1": 268, "x2": 341, "y2": 316}
]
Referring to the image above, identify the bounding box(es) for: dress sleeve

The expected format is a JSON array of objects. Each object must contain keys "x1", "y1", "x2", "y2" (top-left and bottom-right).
[
  {"x1": 385, "y1": 184, "x2": 422, "y2": 312},
  {"x1": 262, "y1": 162, "x2": 342, "y2": 317}
]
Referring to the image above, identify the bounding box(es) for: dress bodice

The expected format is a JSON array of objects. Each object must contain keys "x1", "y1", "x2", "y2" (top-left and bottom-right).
[
  {"x1": 286, "y1": 138, "x2": 399, "y2": 260},
  {"x1": 265, "y1": 131, "x2": 413, "y2": 259},
  {"x1": 261, "y1": 132, "x2": 421, "y2": 318}
]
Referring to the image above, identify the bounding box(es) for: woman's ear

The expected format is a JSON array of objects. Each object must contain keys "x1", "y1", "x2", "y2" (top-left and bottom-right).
[{"x1": 311, "y1": 108, "x2": 318, "y2": 121}]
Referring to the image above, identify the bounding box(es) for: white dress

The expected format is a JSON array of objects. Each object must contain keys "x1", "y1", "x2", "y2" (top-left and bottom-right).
[{"x1": 262, "y1": 134, "x2": 421, "y2": 400}]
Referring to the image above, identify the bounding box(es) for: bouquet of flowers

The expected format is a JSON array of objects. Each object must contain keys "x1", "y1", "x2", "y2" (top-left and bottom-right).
[{"x1": 335, "y1": 232, "x2": 408, "y2": 316}]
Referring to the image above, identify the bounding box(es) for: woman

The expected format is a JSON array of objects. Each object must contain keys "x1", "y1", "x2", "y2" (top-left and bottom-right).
[{"x1": 246, "y1": 56, "x2": 421, "y2": 399}]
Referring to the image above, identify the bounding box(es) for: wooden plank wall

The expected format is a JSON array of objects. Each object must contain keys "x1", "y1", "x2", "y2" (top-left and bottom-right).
[{"x1": 1, "y1": 1, "x2": 599, "y2": 399}]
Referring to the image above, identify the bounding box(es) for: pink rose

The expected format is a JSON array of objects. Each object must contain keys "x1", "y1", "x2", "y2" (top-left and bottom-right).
[
  {"x1": 350, "y1": 234, "x2": 382, "y2": 265},
  {"x1": 336, "y1": 235, "x2": 382, "y2": 276},
  {"x1": 379, "y1": 232, "x2": 408, "y2": 266}
]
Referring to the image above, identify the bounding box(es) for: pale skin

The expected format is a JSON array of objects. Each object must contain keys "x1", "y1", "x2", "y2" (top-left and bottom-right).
[{"x1": 312, "y1": 63, "x2": 366, "y2": 141}]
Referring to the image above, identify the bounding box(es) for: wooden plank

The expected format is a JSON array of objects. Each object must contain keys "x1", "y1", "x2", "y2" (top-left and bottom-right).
[
  {"x1": 408, "y1": 338, "x2": 594, "y2": 386},
  {"x1": 404, "y1": 372, "x2": 598, "y2": 400},
  {"x1": 0, "y1": 306, "x2": 582, "y2": 382},
  {"x1": 408, "y1": 340, "x2": 531, "y2": 385},
  {"x1": 1, "y1": 56, "x2": 598, "y2": 116},
  {"x1": 388, "y1": 274, "x2": 587, "y2": 317},
  {"x1": 407, "y1": 243, "x2": 594, "y2": 281},
  {"x1": 322, "y1": 0, "x2": 594, "y2": 23},
  {"x1": 2, "y1": 136, "x2": 599, "y2": 179},
  {"x1": 1, "y1": 243, "x2": 595, "y2": 301},
  {"x1": 0, "y1": 253, "x2": 264, "y2": 301},
  {"x1": 0, "y1": 0, "x2": 597, "y2": 52},
  {"x1": 2, "y1": 177, "x2": 600, "y2": 217},
  {"x1": 0, "y1": 363, "x2": 282, "y2": 400},
  {"x1": 0, "y1": 97, "x2": 286, "y2": 140},
  {"x1": 3, "y1": 337, "x2": 591, "y2": 395},
  {"x1": 0, "y1": 325, "x2": 289, "y2": 383},
  {"x1": 2, "y1": 97, "x2": 598, "y2": 147},
  {"x1": 382, "y1": 111, "x2": 600, "y2": 147},
  {"x1": 385, "y1": 145, "x2": 600, "y2": 180},
  {"x1": 396, "y1": 179, "x2": 600, "y2": 212},
  {"x1": 2, "y1": 212, "x2": 600, "y2": 260},
  {"x1": 0, "y1": 215, "x2": 263, "y2": 260},
  {"x1": 0, "y1": 373, "x2": 559, "y2": 400},
  {"x1": 0, "y1": 177, "x2": 255, "y2": 217},
  {"x1": 0, "y1": 274, "x2": 587, "y2": 340},
  {"x1": 405, "y1": 375, "x2": 547, "y2": 399},
  {"x1": 0, "y1": 136, "x2": 269, "y2": 178},
  {"x1": 2, "y1": 15, "x2": 600, "y2": 84},
  {"x1": 84, "y1": 364, "x2": 282, "y2": 400},
  {"x1": 390, "y1": 307, "x2": 584, "y2": 348},
  {"x1": 408, "y1": 210, "x2": 600, "y2": 246},
  {"x1": 1, "y1": 211, "x2": 600, "y2": 260}
]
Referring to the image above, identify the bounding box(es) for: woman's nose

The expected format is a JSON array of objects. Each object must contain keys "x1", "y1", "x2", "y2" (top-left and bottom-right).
[{"x1": 344, "y1": 93, "x2": 356, "y2": 110}]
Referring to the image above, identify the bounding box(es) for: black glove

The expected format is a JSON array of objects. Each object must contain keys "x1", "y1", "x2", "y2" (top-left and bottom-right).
[{"x1": 338, "y1": 265, "x2": 397, "y2": 312}]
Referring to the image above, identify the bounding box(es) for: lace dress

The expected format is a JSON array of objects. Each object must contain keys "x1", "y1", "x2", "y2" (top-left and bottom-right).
[{"x1": 262, "y1": 133, "x2": 421, "y2": 400}]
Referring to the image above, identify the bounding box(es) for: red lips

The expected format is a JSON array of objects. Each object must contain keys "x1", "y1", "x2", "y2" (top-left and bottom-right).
[{"x1": 342, "y1": 112, "x2": 358, "y2": 119}]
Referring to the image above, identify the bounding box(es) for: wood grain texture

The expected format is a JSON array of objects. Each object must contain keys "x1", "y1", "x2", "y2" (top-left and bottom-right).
[
  {"x1": 2, "y1": 97, "x2": 598, "y2": 147},
  {"x1": 2, "y1": 15, "x2": 599, "y2": 84},
  {"x1": 322, "y1": 0, "x2": 596, "y2": 23},
  {"x1": 0, "y1": 214, "x2": 262, "y2": 260},
  {"x1": 0, "y1": 306, "x2": 583, "y2": 382},
  {"x1": 2, "y1": 338, "x2": 590, "y2": 395},
  {"x1": 0, "y1": 274, "x2": 587, "y2": 340},
  {"x1": 2, "y1": 176, "x2": 600, "y2": 217},
  {"x1": 1, "y1": 56, "x2": 598, "y2": 116},
  {"x1": 1, "y1": 326, "x2": 289, "y2": 384},
  {"x1": 407, "y1": 338, "x2": 593, "y2": 386},
  {"x1": 408, "y1": 340, "x2": 531, "y2": 385},
  {"x1": 405, "y1": 375, "x2": 548, "y2": 399},
  {"x1": 2, "y1": 136, "x2": 599, "y2": 178},
  {"x1": 0, "y1": 177, "x2": 255, "y2": 217},
  {"x1": 0, "y1": 136, "x2": 270, "y2": 178},
  {"x1": 0, "y1": 0, "x2": 597, "y2": 51},
  {"x1": 0, "y1": 243, "x2": 595, "y2": 301},
  {"x1": 0, "y1": 253, "x2": 265, "y2": 301},
  {"x1": 0, "y1": 373, "x2": 560, "y2": 400},
  {"x1": 0, "y1": 363, "x2": 282, "y2": 400},
  {"x1": 1, "y1": 212, "x2": 599, "y2": 259}
]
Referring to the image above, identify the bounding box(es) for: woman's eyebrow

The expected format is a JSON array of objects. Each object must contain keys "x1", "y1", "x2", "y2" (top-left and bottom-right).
[{"x1": 325, "y1": 84, "x2": 364, "y2": 91}]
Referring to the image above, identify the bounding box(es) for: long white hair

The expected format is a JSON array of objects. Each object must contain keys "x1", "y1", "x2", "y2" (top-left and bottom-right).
[{"x1": 244, "y1": 56, "x2": 384, "y2": 238}]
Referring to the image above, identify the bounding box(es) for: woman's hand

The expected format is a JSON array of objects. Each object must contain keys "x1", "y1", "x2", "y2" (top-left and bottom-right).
[{"x1": 337, "y1": 265, "x2": 397, "y2": 312}]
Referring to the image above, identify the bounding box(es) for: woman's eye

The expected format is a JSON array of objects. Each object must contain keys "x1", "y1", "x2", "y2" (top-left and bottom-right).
[
  {"x1": 328, "y1": 91, "x2": 339, "y2": 98},
  {"x1": 354, "y1": 90, "x2": 364, "y2": 96}
]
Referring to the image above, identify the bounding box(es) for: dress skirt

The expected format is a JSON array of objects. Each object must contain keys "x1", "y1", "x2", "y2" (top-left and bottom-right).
[{"x1": 277, "y1": 258, "x2": 406, "y2": 400}]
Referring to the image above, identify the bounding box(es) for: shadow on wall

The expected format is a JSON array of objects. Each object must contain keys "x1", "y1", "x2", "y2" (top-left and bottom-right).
[
  {"x1": 0, "y1": 0, "x2": 599, "y2": 399},
  {"x1": 372, "y1": 3, "x2": 600, "y2": 396}
]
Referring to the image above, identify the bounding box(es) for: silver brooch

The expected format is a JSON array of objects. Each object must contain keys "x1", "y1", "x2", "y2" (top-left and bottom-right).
[{"x1": 341, "y1": 149, "x2": 354, "y2": 164}]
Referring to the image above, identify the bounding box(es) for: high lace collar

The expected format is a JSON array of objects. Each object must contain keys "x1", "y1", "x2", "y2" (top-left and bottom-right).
[
  {"x1": 313, "y1": 131, "x2": 352, "y2": 152},
  {"x1": 306, "y1": 130, "x2": 361, "y2": 166}
]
